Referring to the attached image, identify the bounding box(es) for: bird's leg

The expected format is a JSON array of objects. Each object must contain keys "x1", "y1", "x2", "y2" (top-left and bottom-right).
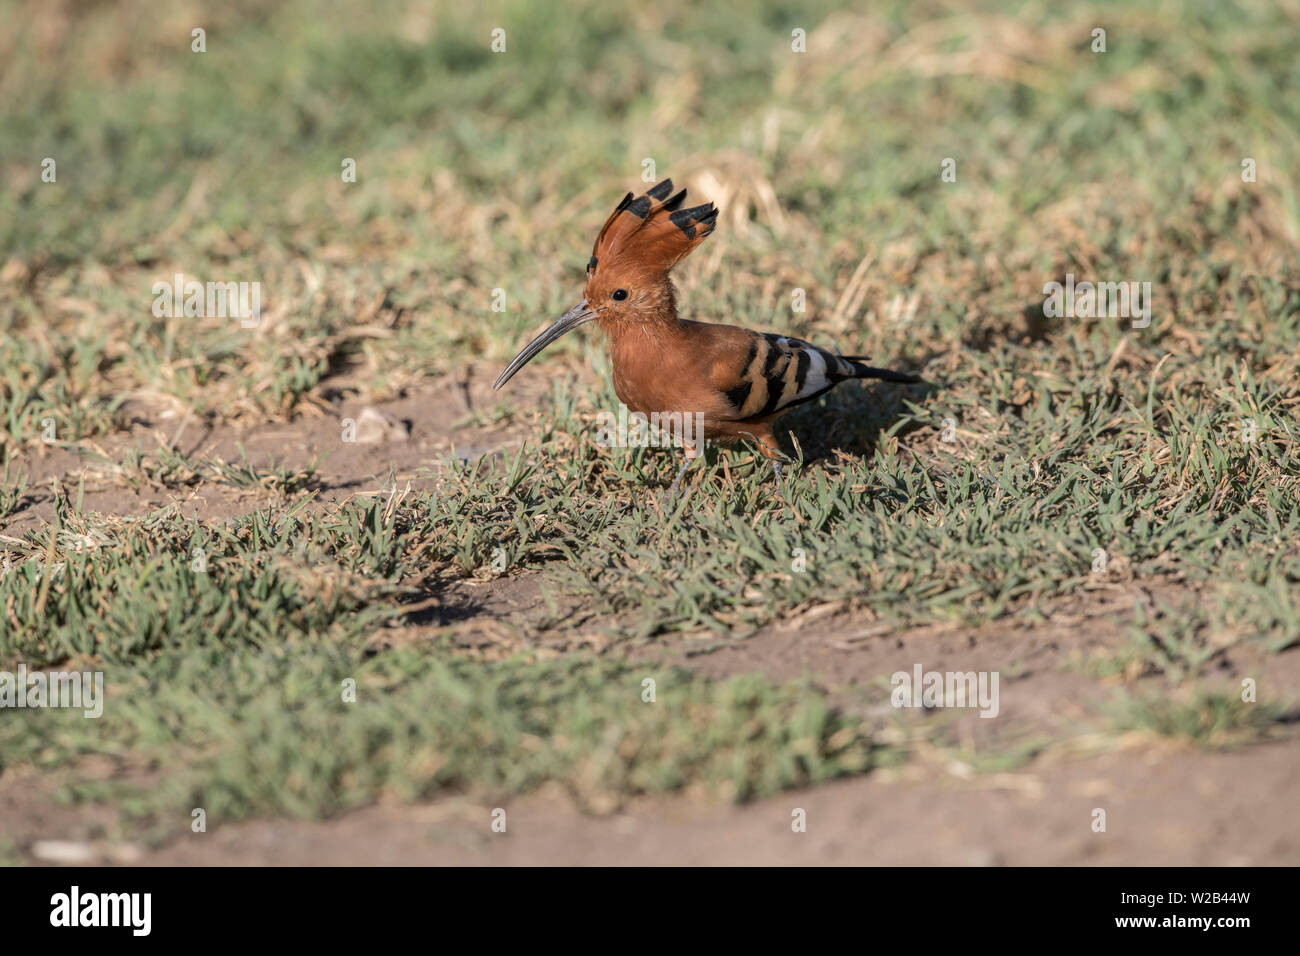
[
  {"x1": 666, "y1": 456, "x2": 693, "y2": 497},
  {"x1": 755, "y1": 432, "x2": 788, "y2": 485},
  {"x1": 664, "y1": 439, "x2": 701, "y2": 500}
]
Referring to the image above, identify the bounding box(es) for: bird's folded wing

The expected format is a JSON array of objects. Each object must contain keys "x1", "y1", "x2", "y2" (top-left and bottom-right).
[{"x1": 713, "y1": 332, "x2": 858, "y2": 421}]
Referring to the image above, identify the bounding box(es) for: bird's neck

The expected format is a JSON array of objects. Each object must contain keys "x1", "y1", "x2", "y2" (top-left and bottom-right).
[
  {"x1": 600, "y1": 303, "x2": 691, "y2": 396},
  {"x1": 602, "y1": 307, "x2": 683, "y2": 346}
]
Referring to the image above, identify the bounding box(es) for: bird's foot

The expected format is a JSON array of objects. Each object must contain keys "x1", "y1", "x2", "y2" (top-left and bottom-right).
[{"x1": 660, "y1": 455, "x2": 695, "y2": 506}]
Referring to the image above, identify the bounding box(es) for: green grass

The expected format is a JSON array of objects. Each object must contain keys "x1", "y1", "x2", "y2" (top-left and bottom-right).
[
  {"x1": 3, "y1": 0, "x2": 1297, "y2": 442},
  {"x1": 0, "y1": 487, "x2": 889, "y2": 825},
  {"x1": 1110, "y1": 690, "x2": 1289, "y2": 748},
  {"x1": 426, "y1": 374, "x2": 1300, "y2": 644},
  {"x1": 0, "y1": 448, "x2": 26, "y2": 521},
  {"x1": 3, "y1": 644, "x2": 883, "y2": 828},
  {"x1": 2, "y1": 0, "x2": 1299, "y2": 844}
]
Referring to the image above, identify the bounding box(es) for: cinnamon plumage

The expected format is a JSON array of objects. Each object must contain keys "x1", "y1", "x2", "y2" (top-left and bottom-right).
[{"x1": 495, "y1": 179, "x2": 920, "y2": 492}]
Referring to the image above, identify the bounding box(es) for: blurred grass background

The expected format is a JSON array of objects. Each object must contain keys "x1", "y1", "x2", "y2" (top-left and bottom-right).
[
  {"x1": 2, "y1": 0, "x2": 1296, "y2": 435},
  {"x1": 1, "y1": 0, "x2": 1298, "y2": 838}
]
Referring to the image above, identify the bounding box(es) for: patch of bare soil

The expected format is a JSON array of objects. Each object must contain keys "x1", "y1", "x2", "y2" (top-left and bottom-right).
[
  {"x1": 368, "y1": 572, "x2": 565, "y2": 657},
  {"x1": 1, "y1": 364, "x2": 528, "y2": 537},
  {"x1": 10, "y1": 737, "x2": 1297, "y2": 866}
]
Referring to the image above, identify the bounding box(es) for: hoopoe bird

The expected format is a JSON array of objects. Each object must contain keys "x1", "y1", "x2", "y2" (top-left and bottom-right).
[{"x1": 494, "y1": 179, "x2": 921, "y2": 493}]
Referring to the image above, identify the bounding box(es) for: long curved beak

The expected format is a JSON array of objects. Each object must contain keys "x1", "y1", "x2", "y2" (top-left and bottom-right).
[{"x1": 493, "y1": 299, "x2": 595, "y2": 389}]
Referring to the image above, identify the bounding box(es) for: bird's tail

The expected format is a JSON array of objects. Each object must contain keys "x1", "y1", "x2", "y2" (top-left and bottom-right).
[{"x1": 843, "y1": 357, "x2": 921, "y2": 384}]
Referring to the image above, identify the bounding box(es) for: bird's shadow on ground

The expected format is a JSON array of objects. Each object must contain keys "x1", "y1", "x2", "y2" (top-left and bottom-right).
[{"x1": 774, "y1": 375, "x2": 940, "y2": 465}]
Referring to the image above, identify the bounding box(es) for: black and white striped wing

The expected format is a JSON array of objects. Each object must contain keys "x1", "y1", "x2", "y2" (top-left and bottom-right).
[{"x1": 720, "y1": 333, "x2": 859, "y2": 421}]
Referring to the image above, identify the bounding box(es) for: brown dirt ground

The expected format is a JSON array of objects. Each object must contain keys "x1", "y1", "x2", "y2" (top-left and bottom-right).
[{"x1": 4, "y1": 376, "x2": 1299, "y2": 866}]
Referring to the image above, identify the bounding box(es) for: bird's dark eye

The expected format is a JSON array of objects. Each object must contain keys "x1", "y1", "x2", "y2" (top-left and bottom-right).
[{"x1": 612, "y1": 289, "x2": 628, "y2": 301}]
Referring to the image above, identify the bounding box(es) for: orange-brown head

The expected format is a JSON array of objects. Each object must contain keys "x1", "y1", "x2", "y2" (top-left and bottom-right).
[{"x1": 494, "y1": 179, "x2": 717, "y2": 389}]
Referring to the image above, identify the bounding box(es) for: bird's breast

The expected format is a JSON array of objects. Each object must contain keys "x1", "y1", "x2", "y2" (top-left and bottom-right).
[
  {"x1": 609, "y1": 351, "x2": 734, "y2": 441},
  {"x1": 605, "y1": 321, "x2": 735, "y2": 427},
  {"x1": 610, "y1": 362, "x2": 674, "y2": 417}
]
